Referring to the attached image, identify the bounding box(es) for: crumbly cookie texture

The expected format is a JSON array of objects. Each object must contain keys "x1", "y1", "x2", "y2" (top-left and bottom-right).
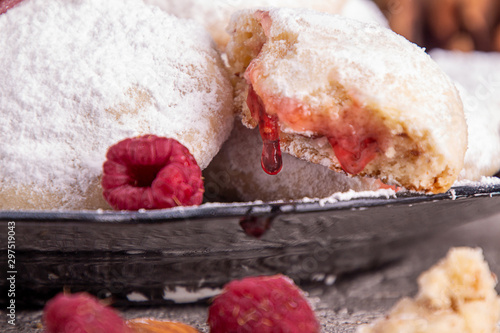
[
  {"x1": 0, "y1": 0, "x2": 233, "y2": 210},
  {"x1": 358, "y1": 247, "x2": 500, "y2": 333},
  {"x1": 226, "y1": 8, "x2": 467, "y2": 193}
]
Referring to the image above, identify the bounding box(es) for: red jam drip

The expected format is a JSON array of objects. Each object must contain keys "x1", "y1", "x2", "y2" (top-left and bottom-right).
[
  {"x1": 328, "y1": 136, "x2": 378, "y2": 175},
  {"x1": 247, "y1": 85, "x2": 283, "y2": 175},
  {"x1": 0, "y1": 0, "x2": 24, "y2": 15},
  {"x1": 239, "y1": 215, "x2": 274, "y2": 238}
]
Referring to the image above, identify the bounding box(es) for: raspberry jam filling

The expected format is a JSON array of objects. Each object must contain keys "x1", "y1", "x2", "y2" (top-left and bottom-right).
[
  {"x1": 246, "y1": 82, "x2": 380, "y2": 175},
  {"x1": 245, "y1": 10, "x2": 380, "y2": 175},
  {"x1": 247, "y1": 85, "x2": 282, "y2": 175},
  {"x1": 328, "y1": 136, "x2": 378, "y2": 175}
]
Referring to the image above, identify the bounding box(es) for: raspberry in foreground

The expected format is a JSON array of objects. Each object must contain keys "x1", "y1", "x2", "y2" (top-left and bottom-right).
[
  {"x1": 207, "y1": 274, "x2": 320, "y2": 333},
  {"x1": 101, "y1": 135, "x2": 204, "y2": 210},
  {"x1": 43, "y1": 292, "x2": 132, "y2": 333}
]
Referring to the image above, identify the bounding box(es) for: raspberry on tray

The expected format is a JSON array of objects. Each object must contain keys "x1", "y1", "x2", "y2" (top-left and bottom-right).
[{"x1": 101, "y1": 135, "x2": 204, "y2": 211}]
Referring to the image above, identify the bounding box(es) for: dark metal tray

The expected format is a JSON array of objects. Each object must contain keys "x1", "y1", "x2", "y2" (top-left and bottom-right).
[{"x1": 1, "y1": 181, "x2": 500, "y2": 308}]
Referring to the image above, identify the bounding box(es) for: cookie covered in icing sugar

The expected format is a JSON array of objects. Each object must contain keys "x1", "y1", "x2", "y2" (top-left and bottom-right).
[
  {"x1": 0, "y1": 0, "x2": 233, "y2": 210},
  {"x1": 143, "y1": 0, "x2": 388, "y2": 51},
  {"x1": 226, "y1": 8, "x2": 467, "y2": 193}
]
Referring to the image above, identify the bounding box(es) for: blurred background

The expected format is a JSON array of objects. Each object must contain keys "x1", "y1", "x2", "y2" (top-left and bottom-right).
[{"x1": 373, "y1": 0, "x2": 500, "y2": 52}]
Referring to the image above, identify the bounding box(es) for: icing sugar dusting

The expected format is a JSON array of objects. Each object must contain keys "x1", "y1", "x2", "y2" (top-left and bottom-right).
[{"x1": 0, "y1": 0, "x2": 233, "y2": 209}]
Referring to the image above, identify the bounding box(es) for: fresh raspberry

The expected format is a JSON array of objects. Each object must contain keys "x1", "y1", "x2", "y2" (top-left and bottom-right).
[
  {"x1": 207, "y1": 275, "x2": 320, "y2": 333},
  {"x1": 43, "y1": 292, "x2": 132, "y2": 333},
  {"x1": 101, "y1": 135, "x2": 204, "y2": 210},
  {"x1": 0, "y1": 0, "x2": 24, "y2": 15}
]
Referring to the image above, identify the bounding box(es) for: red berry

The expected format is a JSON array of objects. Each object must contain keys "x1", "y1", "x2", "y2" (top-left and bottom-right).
[
  {"x1": 43, "y1": 292, "x2": 132, "y2": 333},
  {"x1": 101, "y1": 135, "x2": 204, "y2": 210},
  {"x1": 207, "y1": 275, "x2": 320, "y2": 333}
]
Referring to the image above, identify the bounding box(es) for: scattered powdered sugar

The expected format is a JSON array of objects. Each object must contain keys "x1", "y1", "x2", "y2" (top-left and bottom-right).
[
  {"x1": 314, "y1": 176, "x2": 500, "y2": 205},
  {"x1": 317, "y1": 188, "x2": 396, "y2": 205},
  {"x1": 453, "y1": 176, "x2": 500, "y2": 187},
  {"x1": 199, "y1": 176, "x2": 499, "y2": 209},
  {"x1": 0, "y1": 0, "x2": 233, "y2": 209},
  {"x1": 162, "y1": 286, "x2": 222, "y2": 304},
  {"x1": 294, "y1": 188, "x2": 396, "y2": 207}
]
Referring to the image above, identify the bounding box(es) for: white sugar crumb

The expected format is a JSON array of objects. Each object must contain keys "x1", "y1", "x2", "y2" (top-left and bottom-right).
[
  {"x1": 0, "y1": 0, "x2": 233, "y2": 209},
  {"x1": 453, "y1": 176, "x2": 500, "y2": 187},
  {"x1": 449, "y1": 189, "x2": 457, "y2": 200},
  {"x1": 318, "y1": 189, "x2": 397, "y2": 205},
  {"x1": 126, "y1": 292, "x2": 149, "y2": 302}
]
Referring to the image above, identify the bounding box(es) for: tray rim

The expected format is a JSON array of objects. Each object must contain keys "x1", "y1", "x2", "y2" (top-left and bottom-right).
[{"x1": 1, "y1": 182, "x2": 499, "y2": 224}]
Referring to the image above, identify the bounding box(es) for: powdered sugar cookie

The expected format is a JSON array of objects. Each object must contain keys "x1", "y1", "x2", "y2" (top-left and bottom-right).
[
  {"x1": 204, "y1": 121, "x2": 379, "y2": 202},
  {"x1": 0, "y1": 0, "x2": 233, "y2": 210},
  {"x1": 430, "y1": 49, "x2": 500, "y2": 180},
  {"x1": 226, "y1": 8, "x2": 467, "y2": 193},
  {"x1": 143, "y1": 0, "x2": 388, "y2": 51}
]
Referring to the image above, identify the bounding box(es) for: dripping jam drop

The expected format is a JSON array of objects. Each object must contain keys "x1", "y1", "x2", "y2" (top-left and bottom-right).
[{"x1": 247, "y1": 85, "x2": 283, "y2": 175}]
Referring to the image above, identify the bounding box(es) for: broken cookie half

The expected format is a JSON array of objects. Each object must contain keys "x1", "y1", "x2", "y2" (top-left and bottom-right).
[
  {"x1": 226, "y1": 8, "x2": 467, "y2": 193},
  {"x1": 358, "y1": 247, "x2": 500, "y2": 333}
]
